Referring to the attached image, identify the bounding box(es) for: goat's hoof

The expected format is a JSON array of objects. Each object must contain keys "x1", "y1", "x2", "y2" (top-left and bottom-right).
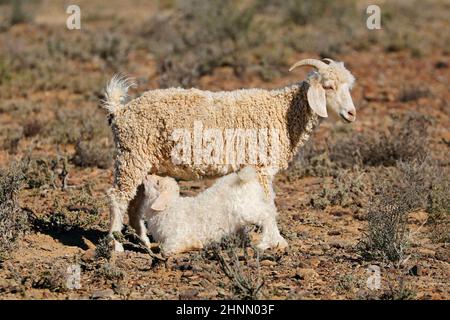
[
  {"x1": 256, "y1": 243, "x2": 270, "y2": 252},
  {"x1": 113, "y1": 240, "x2": 124, "y2": 252},
  {"x1": 257, "y1": 238, "x2": 289, "y2": 252},
  {"x1": 276, "y1": 238, "x2": 289, "y2": 250}
]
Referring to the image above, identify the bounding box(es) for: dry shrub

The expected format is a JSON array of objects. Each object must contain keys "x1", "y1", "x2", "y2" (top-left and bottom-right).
[
  {"x1": 24, "y1": 155, "x2": 69, "y2": 190},
  {"x1": 283, "y1": 0, "x2": 329, "y2": 26},
  {"x1": 95, "y1": 236, "x2": 113, "y2": 261},
  {"x1": 32, "y1": 266, "x2": 68, "y2": 293},
  {"x1": 331, "y1": 113, "x2": 430, "y2": 168},
  {"x1": 73, "y1": 112, "x2": 113, "y2": 169},
  {"x1": 72, "y1": 140, "x2": 113, "y2": 169},
  {"x1": 398, "y1": 85, "x2": 430, "y2": 102},
  {"x1": 143, "y1": 0, "x2": 263, "y2": 87},
  {"x1": 95, "y1": 262, "x2": 124, "y2": 282},
  {"x1": 2, "y1": 128, "x2": 22, "y2": 154},
  {"x1": 22, "y1": 120, "x2": 42, "y2": 138},
  {"x1": 0, "y1": 162, "x2": 29, "y2": 261},
  {"x1": 358, "y1": 159, "x2": 437, "y2": 263},
  {"x1": 0, "y1": 0, "x2": 36, "y2": 29},
  {"x1": 45, "y1": 109, "x2": 85, "y2": 145},
  {"x1": 290, "y1": 113, "x2": 431, "y2": 180},
  {"x1": 33, "y1": 184, "x2": 106, "y2": 233},
  {"x1": 379, "y1": 277, "x2": 416, "y2": 300},
  {"x1": 44, "y1": 107, "x2": 113, "y2": 168},
  {"x1": 89, "y1": 33, "x2": 131, "y2": 69},
  {"x1": 281, "y1": 0, "x2": 366, "y2": 57},
  {"x1": 288, "y1": 136, "x2": 334, "y2": 179},
  {"x1": 206, "y1": 233, "x2": 263, "y2": 300},
  {"x1": 359, "y1": 275, "x2": 416, "y2": 300},
  {"x1": 309, "y1": 169, "x2": 370, "y2": 213},
  {"x1": 425, "y1": 165, "x2": 449, "y2": 224}
]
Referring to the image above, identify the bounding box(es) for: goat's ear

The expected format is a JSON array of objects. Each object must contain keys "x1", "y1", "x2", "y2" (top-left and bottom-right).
[
  {"x1": 150, "y1": 191, "x2": 172, "y2": 211},
  {"x1": 307, "y1": 79, "x2": 327, "y2": 117}
]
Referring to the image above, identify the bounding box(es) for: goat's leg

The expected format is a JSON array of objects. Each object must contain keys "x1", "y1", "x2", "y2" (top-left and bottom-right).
[
  {"x1": 107, "y1": 187, "x2": 129, "y2": 252},
  {"x1": 256, "y1": 215, "x2": 288, "y2": 251},
  {"x1": 108, "y1": 155, "x2": 152, "y2": 251},
  {"x1": 128, "y1": 184, "x2": 151, "y2": 247}
]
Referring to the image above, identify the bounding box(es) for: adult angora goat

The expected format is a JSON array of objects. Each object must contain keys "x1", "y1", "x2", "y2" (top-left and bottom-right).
[{"x1": 102, "y1": 58, "x2": 357, "y2": 250}]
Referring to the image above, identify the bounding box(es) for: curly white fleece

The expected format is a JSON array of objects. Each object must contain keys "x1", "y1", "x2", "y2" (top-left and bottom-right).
[{"x1": 138, "y1": 167, "x2": 288, "y2": 254}]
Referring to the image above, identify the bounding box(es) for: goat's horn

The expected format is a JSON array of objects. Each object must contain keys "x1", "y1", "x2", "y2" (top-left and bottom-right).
[
  {"x1": 289, "y1": 59, "x2": 328, "y2": 72},
  {"x1": 321, "y1": 58, "x2": 334, "y2": 64}
]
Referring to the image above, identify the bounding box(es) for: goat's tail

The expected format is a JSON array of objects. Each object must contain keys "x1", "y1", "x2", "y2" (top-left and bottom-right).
[{"x1": 101, "y1": 74, "x2": 136, "y2": 115}]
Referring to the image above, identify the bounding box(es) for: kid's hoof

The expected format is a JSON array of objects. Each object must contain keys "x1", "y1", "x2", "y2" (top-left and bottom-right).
[{"x1": 113, "y1": 240, "x2": 124, "y2": 252}]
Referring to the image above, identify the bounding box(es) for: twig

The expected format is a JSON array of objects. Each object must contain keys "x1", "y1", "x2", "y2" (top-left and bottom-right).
[{"x1": 115, "y1": 227, "x2": 166, "y2": 263}]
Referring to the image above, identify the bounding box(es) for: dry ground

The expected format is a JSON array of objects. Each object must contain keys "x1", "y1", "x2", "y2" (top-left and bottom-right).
[{"x1": 0, "y1": 0, "x2": 448, "y2": 299}]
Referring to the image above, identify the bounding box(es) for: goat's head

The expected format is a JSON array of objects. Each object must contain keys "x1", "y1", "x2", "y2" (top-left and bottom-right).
[
  {"x1": 289, "y1": 58, "x2": 356, "y2": 122},
  {"x1": 143, "y1": 175, "x2": 179, "y2": 212}
]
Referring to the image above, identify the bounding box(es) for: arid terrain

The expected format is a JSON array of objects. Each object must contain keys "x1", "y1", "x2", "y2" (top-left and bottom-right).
[{"x1": 0, "y1": 0, "x2": 448, "y2": 300}]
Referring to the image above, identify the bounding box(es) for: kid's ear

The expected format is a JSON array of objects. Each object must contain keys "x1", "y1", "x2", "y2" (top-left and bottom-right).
[
  {"x1": 307, "y1": 78, "x2": 327, "y2": 118},
  {"x1": 150, "y1": 191, "x2": 172, "y2": 211}
]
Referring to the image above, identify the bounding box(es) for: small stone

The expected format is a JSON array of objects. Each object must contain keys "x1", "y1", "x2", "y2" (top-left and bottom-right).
[
  {"x1": 192, "y1": 265, "x2": 203, "y2": 272},
  {"x1": 363, "y1": 90, "x2": 378, "y2": 101},
  {"x1": 260, "y1": 260, "x2": 277, "y2": 267},
  {"x1": 152, "y1": 288, "x2": 165, "y2": 296},
  {"x1": 91, "y1": 289, "x2": 114, "y2": 299},
  {"x1": 328, "y1": 230, "x2": 341, "y2": 236},
  {"x1": 81, "y1": 248, "x2": 96, "y2": 262},
  {"x1": 178, "y1": 263, "x2": 192, "y2": 271},
  {"x1": 329, "y1": 241, "x2": 348, "y2": 249},
  {"x1": 216, "y1": 288, "x2": 227, "y2": 297},
  {"x1": 409, "y1": 265, "x2": 422, "y2": 276},
  {"x1": 418, "y1": 248, "x2": 435, "y2": 257},
  {"x1": 435, "y1": 61, "x2": 448, "y2": 69},
  {"x1": 295, "y1": 268, "x2": 319, "y2": 281},
  {"x1": 179, "y1": 289, "x2": 199, "y2": 300},
  {"x1": 310, "y1": 249, "x2": 323, "y2": 256},
  {"x1": 308, "y1": 258, "x2": 321, "y2": 268},
  {"x1": 182, "y1": 270, "x2": 194, "y2": 277},
  {"x1": 330, "y1": 211, "x2": 345, "y2": 217},
  {"x1": 435, "y1": 248, "x2": 449, "y2": 262}
]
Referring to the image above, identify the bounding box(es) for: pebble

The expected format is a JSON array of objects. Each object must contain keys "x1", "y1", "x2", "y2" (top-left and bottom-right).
[
  {"x1": 435, "y1": 248, "x2": 449, "y2": 262},
  {"x1": 178, "y1": 263, "x2": 193, "y2": 271},
  {"x1": 81, "y1": 248, "x2": 96, "y2": 263},
  {"x1": 409, "y1": 265, "x2": 422, "y2": 276},
  {"x1": 295, "y1": 268, "x2": 319, "y2": 281},
  {"x1": 91, "y1": 289, "x2": 114, "y2": 299},
  {"x1": 152, "y1": 288, "x2": 165, "y2": 296},
  {"x1": 260, "y1": 260, "x2": 277, "y2": 267},
  {"x1": 310, "y1": 249, "x2": 323, "y2": 256},
  {"x1": 179, "y1": 289, "x2": 199, "y2": 300},
  {"x1": 329, "y1": 241, "x2": 348, "y2": 249},
  {"x1": 182, "y1": 270, "x2": 194, "y2": 277},
  {"x1": 328, "y1": 230, "x2": 341, "y2": 236},
  {"x1": 418, "y1": 248, "x2": 435, "y2": 257}
]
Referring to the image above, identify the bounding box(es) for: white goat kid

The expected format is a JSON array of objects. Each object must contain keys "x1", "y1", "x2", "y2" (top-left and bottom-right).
[{"x1": 137, "y1": 167, "x2": 288, "y2": 255}]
